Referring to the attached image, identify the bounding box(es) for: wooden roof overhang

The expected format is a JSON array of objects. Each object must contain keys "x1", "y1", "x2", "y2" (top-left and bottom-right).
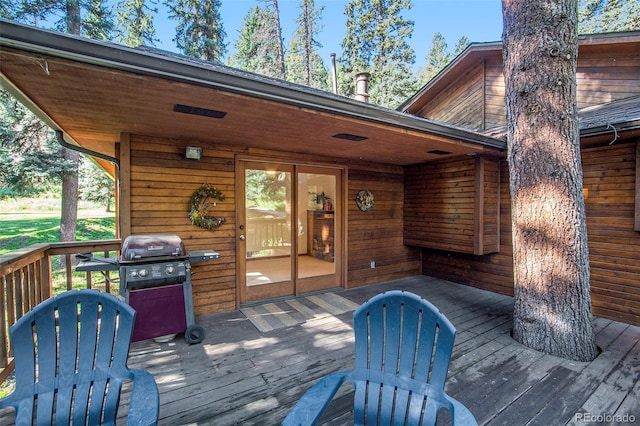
[{"x1": 0, "y1": 20, "x2": 505, "y2": 179}]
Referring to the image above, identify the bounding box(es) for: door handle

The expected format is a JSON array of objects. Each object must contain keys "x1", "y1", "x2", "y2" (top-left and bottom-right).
[{"x1": 239, "y1": 234, "x2": 246, "y2": 240}]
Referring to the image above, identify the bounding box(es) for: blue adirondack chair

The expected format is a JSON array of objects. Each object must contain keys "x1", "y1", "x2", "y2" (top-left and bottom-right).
[
  {"x1": 0, "y1": 289, "x2": 159, "y2": 425},
  {"x1": 282, "y1": 290, "x2": 477, "y2": 426}
]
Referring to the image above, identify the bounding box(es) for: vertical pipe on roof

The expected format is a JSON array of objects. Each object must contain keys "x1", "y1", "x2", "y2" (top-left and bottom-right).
[{"x1": 330, "y1": 53, "x2": 338, "y2": 95}]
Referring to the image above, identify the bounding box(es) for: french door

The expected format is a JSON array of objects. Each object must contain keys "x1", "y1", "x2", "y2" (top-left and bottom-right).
[{"x1": 237, "y1": 160, "x2": 342, "y2": 304}]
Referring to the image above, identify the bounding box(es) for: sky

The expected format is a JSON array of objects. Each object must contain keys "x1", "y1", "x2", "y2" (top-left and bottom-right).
[{"x1": 152, "y1": 0, "x2": 504, "y2": 70}]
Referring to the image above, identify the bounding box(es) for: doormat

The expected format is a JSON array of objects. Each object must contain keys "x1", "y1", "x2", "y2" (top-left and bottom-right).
[{"x1": 241, "y1": 292, "x2": 360, "y2": 333}]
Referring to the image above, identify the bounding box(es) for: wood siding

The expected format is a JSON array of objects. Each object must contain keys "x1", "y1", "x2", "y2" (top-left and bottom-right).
[
  {"x1": 416, "y1": 45, "x2": 640, "y2": 131},
  {"x1": 420, "y1": 142, "x2": 640, "y2": 326},
  {"x1": 347, "y1": 169, "x2": 420, "y2": 287},
  {"x1": 128, "y1": 135, "x2": 237, "y2": 316},
  {"x1": 583, "y1": 143, "x2": 640, "y2": 326},
  {"x1": 125, "y1": 134, "x2": 419, "y2": 316},
  {"x1": 477, "y1": 156, "x2": 501, "y2": 254},
  {"x1": 404, "y1": 156, "x2": 500, "y2": 255},
  {"x1": 415, "y1": 62, "x2": 486, "y2": 131},
  {"x1": 484, "y1": 58, "x2": 506, "y2": 129},
  {"x1": 405, "y1": 158, "x2": 477, "y2": 252},
  {"x1": 576, "y1": 45, "x2": 640, "y2": 109}
]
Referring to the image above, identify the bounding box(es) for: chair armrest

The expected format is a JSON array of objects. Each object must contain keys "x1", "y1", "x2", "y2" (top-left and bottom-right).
[
  {"x1": 282, "y1": 371, "x2": 350, "y2": 426},
  {"x1": 446, "y1": 394, "x2": 478, "y2": 426},
  {"x1": 127, "y1": 369, "x2": 160, "y2": 426}
]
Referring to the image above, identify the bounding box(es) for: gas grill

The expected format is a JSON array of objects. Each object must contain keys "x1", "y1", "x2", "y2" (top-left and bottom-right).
[
  {"x1": 119, "y1": 233, "x2": 189, "y2": 288},
  {"x1": 76, "y1": 233, "x2": 219, "y2": 344}
]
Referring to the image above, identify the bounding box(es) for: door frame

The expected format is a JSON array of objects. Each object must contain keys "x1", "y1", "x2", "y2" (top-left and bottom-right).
[{"x1": 236, "y1": 156, "x2": 346, "y2": 306}]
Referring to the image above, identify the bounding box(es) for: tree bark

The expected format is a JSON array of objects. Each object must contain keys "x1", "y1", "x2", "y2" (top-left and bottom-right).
[
  {"x1": 502, "y1": 0, "x2": 597, "y2": 361},
  {"x1": 60, "y1": 148, "x2": 79, "y2": 242}
]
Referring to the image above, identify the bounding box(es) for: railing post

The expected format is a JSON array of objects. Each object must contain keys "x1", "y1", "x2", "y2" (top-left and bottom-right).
[
  {"x1": 0, "y1": 275, "x2": 7, "y2": 370},
  {"x1": 41, "y1": 253, "x2": 52, "y2": 300},
  {"x1": 13, "y1": 270, "x2": 23, "y2": 322},
  {"x1": 65, "y1": 253, "x2": 73, "y2": 291}
]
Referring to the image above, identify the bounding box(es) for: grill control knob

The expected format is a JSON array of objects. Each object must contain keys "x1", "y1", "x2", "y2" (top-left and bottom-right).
[
  {"x1": 138, "y1": 269, "x2": 149, "y2": 278},
  {"x1": 130, "y1": 270, "x2": 138, "y2": 277},
  {"x1": 166, "y1": 266, "x2": 175, "y2": 275}
]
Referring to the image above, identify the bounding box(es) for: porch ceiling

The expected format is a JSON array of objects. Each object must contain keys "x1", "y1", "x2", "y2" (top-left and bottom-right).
[{"x1": 0, "y1": 20, "x2": 505, "y2": 172}]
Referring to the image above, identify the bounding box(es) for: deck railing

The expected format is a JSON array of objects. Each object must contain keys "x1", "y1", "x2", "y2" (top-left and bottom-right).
[{"x1": 0, "y1": 239, "x2": 121, "y2": 381}]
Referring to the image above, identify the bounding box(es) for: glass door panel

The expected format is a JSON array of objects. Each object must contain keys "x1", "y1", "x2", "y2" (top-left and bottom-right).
[
  {"x1": 297, "y1": 167, "x2": 342, "y2": 293},
  {"x1": 243, "y1": 163, "x2": 294, "y2": 302},
  {"x1": 239, "y1": 161, "x2": 342, "y2": 304}
]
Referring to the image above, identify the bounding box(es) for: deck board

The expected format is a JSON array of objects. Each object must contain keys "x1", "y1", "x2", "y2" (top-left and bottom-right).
[{"x1": 1, "y1": 275, "x2": 638, "y2": 425}]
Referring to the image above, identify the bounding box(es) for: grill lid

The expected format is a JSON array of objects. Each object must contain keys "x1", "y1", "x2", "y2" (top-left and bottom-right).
[{"x1": 120, "y1": 234, "x2": 187, "y2": 263}]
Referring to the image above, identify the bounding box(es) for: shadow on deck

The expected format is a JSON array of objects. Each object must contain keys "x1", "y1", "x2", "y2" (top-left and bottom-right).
[{"x1": 118, "y1": 276, "x2": 640, "y2": 424}]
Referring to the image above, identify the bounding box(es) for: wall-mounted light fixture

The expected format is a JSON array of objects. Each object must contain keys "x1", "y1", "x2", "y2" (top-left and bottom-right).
[{"x1": 185, "y1": 146, "x2": 203, "y2": 160}]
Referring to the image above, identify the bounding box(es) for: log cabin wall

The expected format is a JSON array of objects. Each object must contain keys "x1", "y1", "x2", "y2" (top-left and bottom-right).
[
  {"x1": 124, "y1": 134, "x2": 419, "y2": 316},
  {"x1": 420, "y1": 141, "x2": 640, "y2": 326}
]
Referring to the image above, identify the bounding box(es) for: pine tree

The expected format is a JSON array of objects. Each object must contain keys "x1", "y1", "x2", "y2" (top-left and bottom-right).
[
  {"x1": 338, "y1": 0, "x2": 369, "y2": 99},
  {"x1": 83, "y1": 0, "x2": 114, "y2": 40},
  {"x1": 0, "y1": 90, "x2": 66, "y2": 197},
  {"x1": 165, "y1": 0, "x2": 226, "y2": 62},
  {"x1": 12, "y1": 0, "x2": 62, "y2": 27},
  {"x1": 0, "y1": 1, "x2": 16, "y2": 19},
  {"x1": 579, "y1": 0, "x2": 640, "y2": 33},
  {"x1": 59, "y1": 0, "x2": 81, "y2": 244},
  {"x1": 338, "y1": 0, "x2": 417, "y2": 108},
  {"x1": 421, "y1": 32, "x2": 450, "y2": 83},
  {"x1": 227, "y1": 5, "x2": 283, "y2": 79},
  {"x1": 79, "y1": 158, "x2": 115, "y2": 212},
  {"x1": 286, "y1": 0, "x2": 329, "y2": 91},
  {"x1": 115, "y1": 0, "x2": 158, "y2": 47},
  {"x1": 261, "y1": 0, "x2": 286, "y2": 79},
  {"x1": 454, "y1": 36, "x2": 470, "y2": 55}
]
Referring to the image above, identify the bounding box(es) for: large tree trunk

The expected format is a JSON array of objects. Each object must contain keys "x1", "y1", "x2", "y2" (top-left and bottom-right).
[
  {"x1": 60, "y1": 148, "x2": 79, "y2": 242},
  {"x1": 502, "y1": 0, "x2": 597, "y2": 361},
  {"x1": 60, "y1": 0, "x2": 81, "y2": 244}
]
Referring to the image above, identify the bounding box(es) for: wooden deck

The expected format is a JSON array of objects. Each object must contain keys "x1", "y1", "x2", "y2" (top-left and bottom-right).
[
  {"x1": 119, "y1": 276, "x2": 640, "y2": 425},
  {"x1": 2, "y1": 275, "x2": 635, "y2": 425}
]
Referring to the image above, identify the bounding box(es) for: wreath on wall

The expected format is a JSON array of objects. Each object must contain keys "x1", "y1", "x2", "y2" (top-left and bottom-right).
[
  {"x1": 355, "y1": 189, "x2": 374, "y2": 212},
  {"x1": 188, "y1": 184, "x2": 226, "y2": 231}
]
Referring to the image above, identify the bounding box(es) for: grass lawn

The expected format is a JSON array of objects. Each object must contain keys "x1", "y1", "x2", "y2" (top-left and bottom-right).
[
  {"x1": 0, "y1": 197, "x2": 117, "y2": 397},
  {"x1": 0, "y1": 197, "x2": 116, "y2": 255}
]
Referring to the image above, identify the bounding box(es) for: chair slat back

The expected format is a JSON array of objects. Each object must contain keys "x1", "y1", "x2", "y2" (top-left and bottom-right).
[
  {"x1": 9, "y1": 290, "x2": 136, "y2": 424},
  {"x1": 352, "y1": 291, "x2": 457, "y2": 425}
]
